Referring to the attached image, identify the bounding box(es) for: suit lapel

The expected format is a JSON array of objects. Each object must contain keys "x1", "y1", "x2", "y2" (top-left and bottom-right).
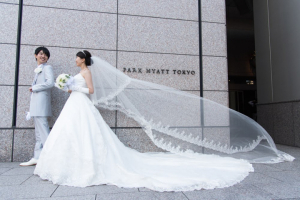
[{"x1": 33, "y1": 64, "x2": 45, "y2": 85}]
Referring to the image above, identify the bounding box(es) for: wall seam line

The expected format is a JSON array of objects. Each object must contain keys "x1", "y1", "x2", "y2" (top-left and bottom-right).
[{"x1": 266, "y1": 0, "x2": 274, "y2": 102}]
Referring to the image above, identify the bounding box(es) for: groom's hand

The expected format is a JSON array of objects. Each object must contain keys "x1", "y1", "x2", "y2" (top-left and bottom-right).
[
  {"x1": 68, "y1": 90, "x2": 72, "y2": 93},
  {"x1": 29, "y1": 87, "x2": 33, "y2": 92}
]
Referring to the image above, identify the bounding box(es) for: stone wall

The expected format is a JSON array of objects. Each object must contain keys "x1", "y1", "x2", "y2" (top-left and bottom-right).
[
  {"x1": 0, "y1": 0, "x2": 227, "y2": 161},
  {"x1": 254, "y1": 0, "x2": 300, "y2": 147}
]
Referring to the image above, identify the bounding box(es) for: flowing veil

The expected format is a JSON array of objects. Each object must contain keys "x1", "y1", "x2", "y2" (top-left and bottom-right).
[{"x1": 89, "y1": 56, "x2": 294, "y2": 163}]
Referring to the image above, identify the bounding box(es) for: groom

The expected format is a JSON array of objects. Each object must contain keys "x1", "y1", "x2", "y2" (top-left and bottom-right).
[{"x1": 20, "y1": 47, "x2": 54, "y2": 166}]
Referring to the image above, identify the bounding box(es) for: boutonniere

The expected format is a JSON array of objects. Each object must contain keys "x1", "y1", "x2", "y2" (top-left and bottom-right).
[{"x1": 34, "y1": 67, "x2": 43, "y2": 74}]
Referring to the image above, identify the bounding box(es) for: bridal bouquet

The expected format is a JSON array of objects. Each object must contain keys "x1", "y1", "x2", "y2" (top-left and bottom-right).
[{"x1": 55, "y1": 74, "x2": 74, "y2": 91}]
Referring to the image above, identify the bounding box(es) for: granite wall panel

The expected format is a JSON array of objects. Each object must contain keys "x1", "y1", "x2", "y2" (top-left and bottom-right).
[
  {"x1": 202, "y1": 22, "x2": 227, "y2": 56},
  {"x1": 0, "y1": 44, "x2": 16, "y2": 85},
  {"x1": 21, "y1": 6, "x2": 117, "y2": 50},
  {"x1": 118, "y1": 51, "x2": 200, "y2": 90},
  {"x1": 293, "y1": 102, "x2": 300, "y2": 147},
  {"x1": 119, "y1": 0, "x2": 198, "y2": 21},
  {"x1": 13, "y1": 129, "x2": 35, "y2": 162},
  {"x1": 117, "y1": 90, "x2": 201, "y2": 128},
  {"x1": 116, "y1": 129, "x2": 163, "y2": 152},
  {"x1": 118, "y1": 15, "x2": 199, "y2": 55},
  {"x1": 273, "y1": 103, "x2": 295, "y2": 146},
  {"x1": 16, "y1": 86, "x2": 34, "y2": 128},
  {"x1": 116, "y1": 88, "x2": 201, "y2": 128},
  {"x1": 23, "y1": 0, "x2": 117, "y2": 13},
  {"x1": 202, "y1": 56, "x2": 228, "y2": 90},
  {"x1": 0, "y1": 3, "x2": 18, "y2": 44},
  {"x1": 117, "y1": 111, "x2": 140, "y2": 128},
  {"x1": 257, "y1": 102, "x2": 300, "y2": 148},
  {"x1": 203, "y1": 91, "x2": 228, "y2": 107},
  {"x1": 0, "y1": 0, "x2": 18, "y2": 3},
  {"x1": 0, "y1": 86, "x2": 14, "y2": 128},
  {"x1": 201, "y1": 0, "x2": 226, "y2": 23},
  {"x1": 203, "y1": 127, "x2": 230, "y2": 146},
  {"x1": 0, "y1": 130, "x2": 13, "y2": 162},
  {"x1": 203, "y1": 91, "x2": 229, "y2": 127}
]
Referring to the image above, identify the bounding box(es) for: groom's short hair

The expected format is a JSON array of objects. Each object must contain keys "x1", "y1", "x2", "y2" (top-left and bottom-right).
[{"x1": 35, "y1": 46, "x2": 50, "y2": 59}]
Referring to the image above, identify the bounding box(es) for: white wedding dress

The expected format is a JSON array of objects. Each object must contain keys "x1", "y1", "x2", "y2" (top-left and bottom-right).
[{"x1": 34, "y1": 73, "x2": 254, "y2": 192}]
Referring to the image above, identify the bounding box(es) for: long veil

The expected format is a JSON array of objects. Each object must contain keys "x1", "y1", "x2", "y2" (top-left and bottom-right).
[{"x1": 89, "y1": 56, "x2": 294, "y2": 163}]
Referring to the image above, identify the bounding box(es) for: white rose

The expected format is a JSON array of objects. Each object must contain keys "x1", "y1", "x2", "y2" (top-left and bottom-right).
[
  {"x1": 61, "y1": 77, "x2": 68, "y2": 83},
  {"x1": 56, "y1": 74, "x2": 65, "y2": 83},
  {"x1": 34, "y1": 67, "x2": 43, "y2": 74},
  {"x1": 55, "y1": 74, "x2": 72, "y2": 91}
]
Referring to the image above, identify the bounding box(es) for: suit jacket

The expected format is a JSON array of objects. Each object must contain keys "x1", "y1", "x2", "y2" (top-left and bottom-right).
[{"x1": 30, "y1": 64, "x2": 54, "y2": 116}]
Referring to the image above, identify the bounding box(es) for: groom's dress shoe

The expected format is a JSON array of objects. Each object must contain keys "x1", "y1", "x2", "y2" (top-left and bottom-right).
[{"x1": 20, "y1": 158, "x2": 38, "y2": 166}]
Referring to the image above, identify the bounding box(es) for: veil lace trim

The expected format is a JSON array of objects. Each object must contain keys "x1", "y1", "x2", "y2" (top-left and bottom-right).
[{"x1": 89, "y1": 56, "x2": 294, "y2": 163}]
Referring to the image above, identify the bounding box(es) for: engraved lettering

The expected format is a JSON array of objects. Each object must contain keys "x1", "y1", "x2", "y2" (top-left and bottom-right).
[{"x1": 123, "y1": 68, "x2": 195, "y2": 76}]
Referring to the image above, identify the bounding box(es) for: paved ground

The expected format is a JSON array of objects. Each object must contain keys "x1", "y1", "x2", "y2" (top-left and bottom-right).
[{"x1": 0, "y1": 144, "x2": 299, "y2": 200}]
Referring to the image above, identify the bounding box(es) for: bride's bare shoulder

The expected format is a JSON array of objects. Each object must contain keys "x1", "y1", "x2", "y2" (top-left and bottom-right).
[{"x1": 81, "y1": 68, "x2": 92, "y2": 78}]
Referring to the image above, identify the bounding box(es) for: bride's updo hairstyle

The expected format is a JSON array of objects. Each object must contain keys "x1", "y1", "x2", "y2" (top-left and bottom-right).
[{"x1": 76, "y1": 50, "x2": 93, "y2": 66}]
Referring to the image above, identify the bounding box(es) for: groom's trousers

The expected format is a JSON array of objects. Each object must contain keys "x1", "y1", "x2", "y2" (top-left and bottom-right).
[{"x1": 33, "y1": 117, "x2": 50, "y2": 159}]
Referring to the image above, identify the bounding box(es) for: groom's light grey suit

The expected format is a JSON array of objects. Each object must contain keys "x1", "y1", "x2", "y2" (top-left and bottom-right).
[{"x1": 30, "y1": 63, "x2": 54, "y2": 159}]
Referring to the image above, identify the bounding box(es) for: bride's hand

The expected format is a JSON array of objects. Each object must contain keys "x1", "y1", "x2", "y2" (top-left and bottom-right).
[{"x1": 68, "y1": 90, "x2": 72, "y2": 93}]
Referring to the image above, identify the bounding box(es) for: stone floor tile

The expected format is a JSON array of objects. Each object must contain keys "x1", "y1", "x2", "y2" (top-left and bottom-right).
[
  {"x1": 239, "y1": 172, "x2": 283, "y2": 185},
  {"x1": 0, "y1": 167, "x2": 12, "y2": 174},
  {"x1": 1, "y1": 166, "x2": 35, "y2": 175},
  {"x1": 96, "y1": 192, "x2": 158, "y2": 200},
  {"x1": 0, "y1": 174, "x2": 31, "y2": 186},
  {"x1": 0, "y1": 162, "x2": 21, "y2": 168},
  {"x1": 262, "y1": 171, "x2": 300, "y2": 183},
  {"x1": 184, "y1": 189, "x2": 241, "y2": 200},
  {"x1": 0, "y1": 148, "x2": 299, "y2": 200},
  {"x1": 268, "y1": 160, "x2": 300, "y2": 171},
  {"x1": 184, "y1": 184, "x2": 278, "y2": 200},
  {"x1": 22, "y1": 174, "x2": 55, "y2": 185},
  {"x1": 0, "y1": 184, "x2": 58, "y2": 199},
  {"x1": 14, "y1": 195, "x2": 96, "y2": 200},
  {"x1": 151, "y1": 191, "x2": 188, "y2": 200},
  {"x1": 255, "y1": 182, "x2": 300, "y2": 199},
  {"x1": 227, "y1": 184, "x2": 279, "y2": 200},
  {"x1": 252, "y1": 163, "x2": 284, "y2": 173},
  {"x1": 52, "y1": 185, "x2": 138, "y2": 197},
  {"x1": 287, "y1": 181, "x2": 300, "y2": 188}
]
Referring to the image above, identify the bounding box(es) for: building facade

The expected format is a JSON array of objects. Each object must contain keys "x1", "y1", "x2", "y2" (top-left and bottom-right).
[
  {"x1": 0, "y1": 0, "x2": 228, "y2": 162},
  {"x1": 254, "y1": 0, "x2": 300, "y2": 147}
]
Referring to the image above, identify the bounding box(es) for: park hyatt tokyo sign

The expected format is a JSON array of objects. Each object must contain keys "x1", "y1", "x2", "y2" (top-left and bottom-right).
[{"x1": 123, "y1": 68, "x2": 196, "y2": 75}]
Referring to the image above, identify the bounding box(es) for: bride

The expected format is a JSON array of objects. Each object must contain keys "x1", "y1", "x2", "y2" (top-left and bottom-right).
[{"x1": 34, "y1": 50, "x2": 294, "y2": 192}]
